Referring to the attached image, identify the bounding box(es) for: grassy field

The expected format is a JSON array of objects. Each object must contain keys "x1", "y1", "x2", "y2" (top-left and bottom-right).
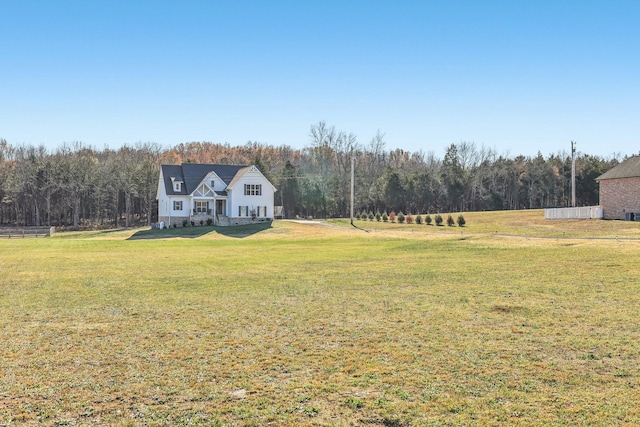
[{"x1": 1, "y1": 210, "x2": 640, "y2": 426}]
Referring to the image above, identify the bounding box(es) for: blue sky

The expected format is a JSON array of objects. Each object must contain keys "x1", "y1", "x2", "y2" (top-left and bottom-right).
[{"x1": 1, "y1": 0, "x2": 638, "y2": 158}]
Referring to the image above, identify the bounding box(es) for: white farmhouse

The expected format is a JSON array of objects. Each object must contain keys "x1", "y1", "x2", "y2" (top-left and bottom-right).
[{"x1": 156, "y1": 163, "x2": 276, "y2": 227}]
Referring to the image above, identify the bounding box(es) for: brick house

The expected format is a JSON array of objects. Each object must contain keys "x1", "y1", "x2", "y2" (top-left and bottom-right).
[{"x1": 595, "y1": 156, "x2": 640, "y2": 220}]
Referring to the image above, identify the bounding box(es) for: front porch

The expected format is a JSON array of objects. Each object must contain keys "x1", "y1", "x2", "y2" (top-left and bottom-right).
[
  {"x1": 190, "y1": 210, "x2": 228, "y2": 226},
  {"x1": 190, "y1": 198, "x2": 228, "y2": 225}
]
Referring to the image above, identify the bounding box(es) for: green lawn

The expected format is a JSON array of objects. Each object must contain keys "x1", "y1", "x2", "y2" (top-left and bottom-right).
[{"x1": 1, "y1": 213, "x2": 640, "y2": 426}]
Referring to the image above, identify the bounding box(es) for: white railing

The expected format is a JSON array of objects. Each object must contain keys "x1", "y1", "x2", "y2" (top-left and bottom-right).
[{"x1": 544, "y1": 206, "x2": 603, "y2": 220}]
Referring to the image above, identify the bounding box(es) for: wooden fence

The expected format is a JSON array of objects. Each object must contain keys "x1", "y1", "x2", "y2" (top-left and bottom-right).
[{"x1": 0, "y1": 227, "x2": 54, "y2": 238}]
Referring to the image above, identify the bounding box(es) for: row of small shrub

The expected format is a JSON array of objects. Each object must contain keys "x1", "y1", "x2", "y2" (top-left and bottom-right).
[
  {"x1": 171, "y1": 218, "x2": 214, "y2": 228},
  {"x1": 358, "y1": 210, "x2": 466, "y2": 227}
]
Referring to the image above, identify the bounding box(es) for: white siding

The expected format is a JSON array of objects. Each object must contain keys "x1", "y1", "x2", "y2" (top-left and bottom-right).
[
  {"x1": 229, "y1": 169, "x2": 275, "y2": 218},
  {"x1": 157, "y1": 175, "x2": 169, "y2": 218},
  {"x1": 202, "y1": 171, "x2": 225, "y2": 192},
  {"x1": 159, "y1": 196, "x2": 190, "y2": 218}
]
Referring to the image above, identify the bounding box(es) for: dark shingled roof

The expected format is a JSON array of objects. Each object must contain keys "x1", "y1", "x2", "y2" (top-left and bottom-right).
[
  {"x1": 161, "y1": 164, "x2": 248, "y2": 195},
  {"x1": 596, "y1": 156, "x2": 640, "y2": 181}
]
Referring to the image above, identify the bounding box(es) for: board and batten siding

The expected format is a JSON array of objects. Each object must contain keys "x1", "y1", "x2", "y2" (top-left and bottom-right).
[{"x1": 229, "y1": 169, "x2": 276, "y2": 218}]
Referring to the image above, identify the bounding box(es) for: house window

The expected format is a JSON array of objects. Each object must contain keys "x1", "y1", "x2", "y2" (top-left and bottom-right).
[
  {"x1": 173, "y1": 201, "x2": 183, "y2": 211},
  {"x1": 173, "y1": 182, "x2": 182, "y2": 192},
  {"x1": 239, "y1": 206, "x2": 248, "y2": 216},
  {"x1": 210, "y1": 180, "x2": 215, "y2": 188},
  {"x1": 244, "y1": 184, "x2": 262, "y2": 196},
  {"x1": 195, "y1": 201, "x2": 208, "y2": 213}
]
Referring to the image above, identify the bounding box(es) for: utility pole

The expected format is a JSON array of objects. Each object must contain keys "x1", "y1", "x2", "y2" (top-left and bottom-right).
[
  {"x1": 571, "y1": 141, "x2": 576, "y2": 207},
  {"x1": 350, "y1": 156, "x2": 355, "y2": 226}
]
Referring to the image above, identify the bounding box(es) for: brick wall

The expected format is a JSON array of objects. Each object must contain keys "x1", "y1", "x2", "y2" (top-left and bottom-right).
[{"x1": 599, "y1": 177, "x2": 640, "y2": 219}]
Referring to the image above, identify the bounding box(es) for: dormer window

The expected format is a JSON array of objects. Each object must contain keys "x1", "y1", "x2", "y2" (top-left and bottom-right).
[{"x1": 170, "y1": 176, "x2": 183, "y2": 192}]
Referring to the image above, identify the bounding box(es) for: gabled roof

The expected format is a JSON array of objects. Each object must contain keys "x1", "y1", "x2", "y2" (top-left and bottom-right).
[
  {"x1": 226, "y1": 166, "x2": 252, "y2": 190},
  {"x1": 227, "y1": 165, "x2": 278, "y2": 191},
  {"x1": 160, "y1": 164, "x2": 248, "y2": 195},
  {"x1": 596, "y1": 156, "x2": 640, "y2": 181}
]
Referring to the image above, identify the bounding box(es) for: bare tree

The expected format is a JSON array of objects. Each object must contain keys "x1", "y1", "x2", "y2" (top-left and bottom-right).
[
  {"x1": 135, "y1": 142, "x2": 163, "y2": 225},
  {"x1": 0, "y1": 140, "x2": 11, "y2": 223},
  {"x1": 55, "y1": 143, "x2": 97, "y2": 229},
  {"x1": 308, "y1": 121, "x2": 337, "y2": 218}
]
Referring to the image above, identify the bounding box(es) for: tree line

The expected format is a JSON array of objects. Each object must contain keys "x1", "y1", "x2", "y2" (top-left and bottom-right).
[{"x1": 0, "y1": 122, "x2": 626, "y2": 228}]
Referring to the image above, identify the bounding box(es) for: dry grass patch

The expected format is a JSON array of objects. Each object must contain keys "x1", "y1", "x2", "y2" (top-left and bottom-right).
[{"x1": 1, "y1": 212, "x2": 640, "y2": 425}]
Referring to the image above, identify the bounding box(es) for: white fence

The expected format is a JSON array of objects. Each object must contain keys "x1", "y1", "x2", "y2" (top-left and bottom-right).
[{"x1": 544, "y1": 206, "x2": 603, "y2": 220}]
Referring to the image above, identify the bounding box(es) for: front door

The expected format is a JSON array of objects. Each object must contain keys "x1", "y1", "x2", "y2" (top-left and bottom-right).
[{"x1": 216, "y1": 200, "x2": 226, "y2": 216}]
